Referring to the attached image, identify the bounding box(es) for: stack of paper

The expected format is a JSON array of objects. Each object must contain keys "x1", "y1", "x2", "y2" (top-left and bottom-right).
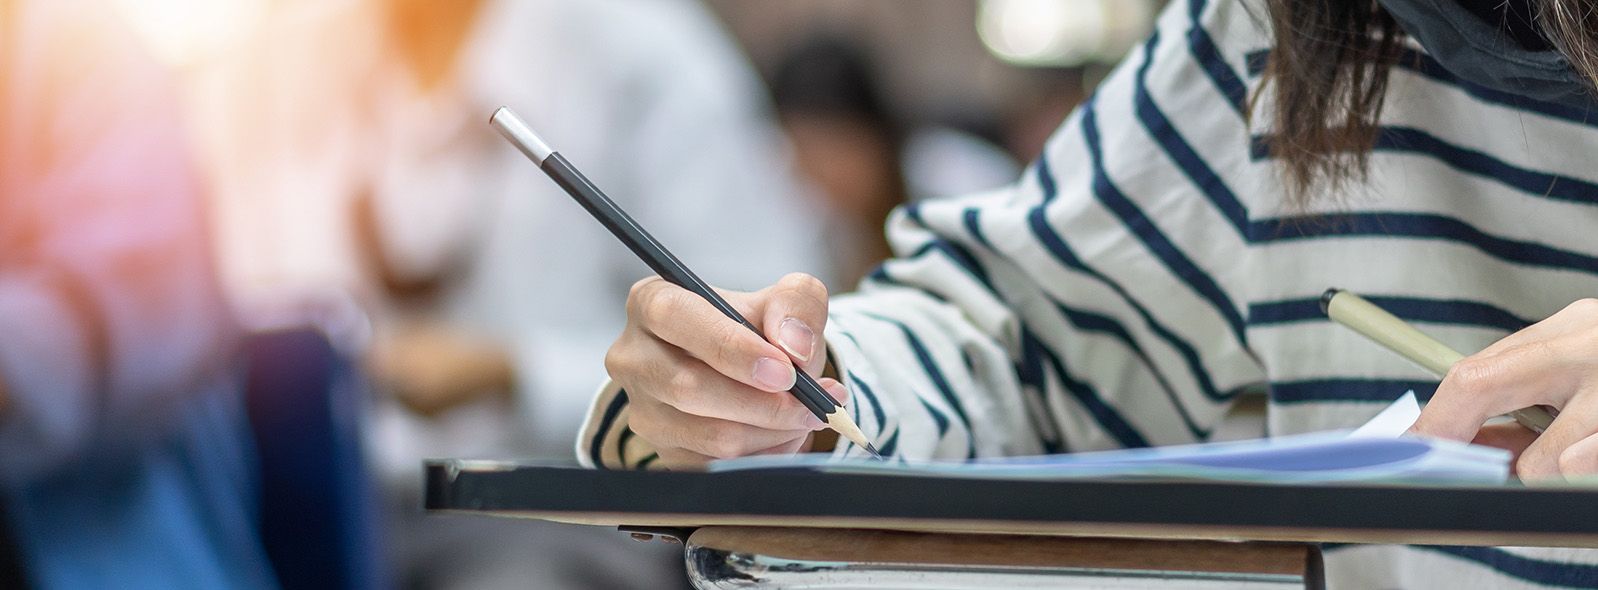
[{"x1": 712, "y1": 393, "x2": 1512, "y2": 485}]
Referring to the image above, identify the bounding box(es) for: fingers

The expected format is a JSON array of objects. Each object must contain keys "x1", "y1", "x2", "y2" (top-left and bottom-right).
[
  {"x1": 1477, "y1": 299, "x2": 1598, "y2": 357},
  {"x1": 759, "y1": 273, "x2": 831, "y2": 377},
  {"x1": 628, "y1": 278, "x2": 796, "y2": 392},
  {"x1": 613, "y1": 275, "x2": 836, "y2": 468},
  {"x1": 653, "y1": 440, "x2": 805, "y2": 470},
  {"x1": 1556, "y1": 432, "x2": 1598, "y2": 479},
  {"x1": 1515, "y1": 386, "x2": 1598, "y2": 481},
  {"x1": 609, "y1": 328, "x2": 821, "y2": 431},
  {"x1": 655, "y1": 448, "x2": 716, "y2": 470},
  {"x1": 652, "y1": 341, "x2": 826, "y2": 431},
  {"x1": 748, "y1": 437, "x2": 812, "y2": 456},
  {"x1": 1470, "y1": 423, "x2": 1539, "y2": 459},
  {"x1": 1410, "y1": 339, "x2": 1577, "y2": 442},
  {"x1": 629, "y1": 395, "x2": 811, "y2": 460},
  {"x1": 818, "y1": 376, "x2": 852, "y2": 410},
  {"x1": 1406, "y1": 301, "x2": 1598, "y2": 482}
]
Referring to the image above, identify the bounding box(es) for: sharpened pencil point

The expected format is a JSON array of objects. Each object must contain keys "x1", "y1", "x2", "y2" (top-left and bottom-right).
[
  {"x1": 825, "y1": 411, "x2": 876, "y2": 459},
  {"x1": 864, "y1": 443, "x2": 884, "y2": 460}
]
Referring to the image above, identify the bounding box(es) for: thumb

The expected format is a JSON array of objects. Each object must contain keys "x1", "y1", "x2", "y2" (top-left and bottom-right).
[{"x1": 759, "y1": 273, "x2": 831, "y2": 377}]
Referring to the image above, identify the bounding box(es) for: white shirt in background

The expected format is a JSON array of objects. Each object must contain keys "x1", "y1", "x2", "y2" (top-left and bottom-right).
[{"x1": 184, "y1": 0, "x2": 830, "y2": 475}]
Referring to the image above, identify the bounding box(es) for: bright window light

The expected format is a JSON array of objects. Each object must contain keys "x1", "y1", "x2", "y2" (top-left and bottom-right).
[
  {"x1": 113, "y1": 0, "x2": 265, "y2": 67},
  {"x1": 978, "y1": 0, "x2": 1155, "y2": 67}
]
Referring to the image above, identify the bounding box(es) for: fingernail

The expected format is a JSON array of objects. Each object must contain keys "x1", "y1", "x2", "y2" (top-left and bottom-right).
[
  {"x1": 778, "y1": 318, "x2": 816, "y2": 363},
  {"x1": 753, "y1": 357, "x2": 796, "y2": 391}
]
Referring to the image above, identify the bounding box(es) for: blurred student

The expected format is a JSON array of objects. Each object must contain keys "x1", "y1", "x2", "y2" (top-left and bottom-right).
[
  {"x1": 0, "y1": 2, "x2": 274, "y2": 588},
  {"x1": 770, "y1": 36, "x2": 910, "y2": 287},
  {"x1": 188, "y1": 0, "x2": 825, "y2": 586},
  {"x1": 771, "y1": 35, "x2": 1017, "y2": 286}
]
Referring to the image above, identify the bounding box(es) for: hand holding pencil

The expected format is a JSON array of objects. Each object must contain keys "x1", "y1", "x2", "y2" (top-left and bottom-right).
[
  {"x1": 611, "y1": 274, "x2": 861, "y2": 463},
  {"x1": 1322, "y1": 289, "x2": 1598, "y2": 481},
  {"x1": 491, "y1": 107, "x2": 877, "y2": 465}
]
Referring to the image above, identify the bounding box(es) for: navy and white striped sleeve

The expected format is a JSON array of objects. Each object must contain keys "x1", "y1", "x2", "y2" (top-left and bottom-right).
[{"x1": 579, "y1": 0, "x2": 1272, "y2": 467}]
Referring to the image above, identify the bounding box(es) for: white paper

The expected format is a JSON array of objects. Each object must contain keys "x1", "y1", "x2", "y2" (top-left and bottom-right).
[
  {"x1": 712, "y1": 392, "x2": 1511, "y2": 484},
  {"x1": 1348, "y1": 391, "x2": 1421, "y2": 438}
]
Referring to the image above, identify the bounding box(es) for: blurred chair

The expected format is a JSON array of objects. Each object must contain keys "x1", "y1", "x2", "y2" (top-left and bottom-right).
[{"x1": 244, "y1": 328, "x2": 385, "y2": 590}]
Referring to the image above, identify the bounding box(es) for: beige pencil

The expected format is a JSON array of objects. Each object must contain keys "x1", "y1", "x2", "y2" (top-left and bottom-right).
[{"x1": 1320, "y1": 288, "x2": 1554, "y2": 433}]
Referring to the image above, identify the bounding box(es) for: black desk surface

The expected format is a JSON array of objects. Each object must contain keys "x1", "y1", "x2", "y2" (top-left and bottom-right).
[{"x1": 424, "y1": 460, "x2": 1598, "y2": 548}]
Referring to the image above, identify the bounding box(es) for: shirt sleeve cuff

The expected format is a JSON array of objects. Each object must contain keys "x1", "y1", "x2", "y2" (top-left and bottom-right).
[
  {"x1": 574, "y1": 379, "x2": 656, "y2": 470},
  {"x1": 822, "y1": 316, "x2": 896, "y2": 461}
]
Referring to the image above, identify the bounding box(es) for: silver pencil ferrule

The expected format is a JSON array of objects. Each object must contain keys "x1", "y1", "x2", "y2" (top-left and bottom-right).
[{"x1": 490, "y1": 106, "x2": 554, "y2": 165}]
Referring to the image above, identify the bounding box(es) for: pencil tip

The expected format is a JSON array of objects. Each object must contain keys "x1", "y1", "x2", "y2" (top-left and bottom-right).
[
  {"x1": 825, "y1": 411, "x2": 878, "y2": 459},
  {"x1": 864, "y1": 443, "x2": 884, "y2": 460}
]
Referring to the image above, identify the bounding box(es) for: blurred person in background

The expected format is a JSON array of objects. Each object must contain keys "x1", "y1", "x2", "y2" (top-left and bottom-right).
[
  {"x1": 770, "y1": 35, "x2": 911, "y2": 287},
  {"x1": 0, "y1": 1, "x2": 275, "y2": 587},
  {"x1": 186, "y1": 0, "x2": 827, "y2": 587},
  {"x1": 770, "y1": 34, "x2": 1016, "y2": 286}
]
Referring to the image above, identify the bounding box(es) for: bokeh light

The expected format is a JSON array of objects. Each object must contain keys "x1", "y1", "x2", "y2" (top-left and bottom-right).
[
  {"x1": 113, "y1": 0, "x2": 265, "y2": 67},
  {"x1": 977, "y1": 0, "x2": 1156, "y2": 67}
]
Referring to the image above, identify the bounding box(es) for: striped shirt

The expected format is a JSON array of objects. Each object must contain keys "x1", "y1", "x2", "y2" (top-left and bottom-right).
[{"x1": 579, "y1": 0, "x2": 1598, "y2": 586}]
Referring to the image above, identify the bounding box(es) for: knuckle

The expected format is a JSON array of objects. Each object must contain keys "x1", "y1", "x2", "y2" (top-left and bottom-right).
[
  {"x1": 701, "y1": 425, "x2": 750, "y2": 459},
  {"x1": 1558, "y1": 446, "x2": 1587, "y2": 475},
  {"x1": 665, "y1": 370, "x2": 701, "y2": 404},
  {"x1": 1564, "y1": 298, "x2": 1598, "y2": 317},
  {"x1": 628, "y1": 277, "x2": 661, "y2": 301},
  {"x1": 1517, "y1": 442, "x2": 1562, "y2": 479},
  {"x1": 625, "y1": 278, "x2": 658, "y2": 316},
  {"x1": 604, "y1": 338, "x2": 653, "y2": 385},
  {"x1": 625, "y1": 404, "x2": 665, "y2": 441},
  {"x1": 1445, "y1": 357, "x2": 1498, "y2": 394},
  {"x1": 1521, "y1": 338, "x2": 1565, "y2": 367},
  {"x1": 640, "y1": 288, "x2": 675, "y2": 321},
  {"x1": 602, "y1": 344, "x2": 627, "y2": 378},
  {"x1": 715, "y1": 324, "x2": 754, "y2": 367}
]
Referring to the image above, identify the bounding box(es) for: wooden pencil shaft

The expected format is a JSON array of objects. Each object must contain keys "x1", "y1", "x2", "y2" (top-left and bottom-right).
[
  {"x1": 1326, "y1": 292, "x2": 1464, "y2": 376},
  {"x1": 1324, "y1": 289, "x2": 1554, "y2": 433},
  {"x1": 826, "y1": 410, "x2": 873, "y2": 452}
]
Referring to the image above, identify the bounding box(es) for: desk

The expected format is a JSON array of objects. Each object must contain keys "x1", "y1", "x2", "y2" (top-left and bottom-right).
[{"x1": 425, "y1": 461, "x2": 1598, "y2": 588}]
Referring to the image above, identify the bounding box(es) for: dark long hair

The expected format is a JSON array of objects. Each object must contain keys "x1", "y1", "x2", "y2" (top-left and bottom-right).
[{"x1": 1259, "y1": 0, "x2": 1598, "y2": 205}]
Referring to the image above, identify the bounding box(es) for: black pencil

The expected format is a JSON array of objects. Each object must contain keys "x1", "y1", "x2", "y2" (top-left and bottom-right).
[{"x1": 490, "y1": 106, "x2": 880, "y2": 459}]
